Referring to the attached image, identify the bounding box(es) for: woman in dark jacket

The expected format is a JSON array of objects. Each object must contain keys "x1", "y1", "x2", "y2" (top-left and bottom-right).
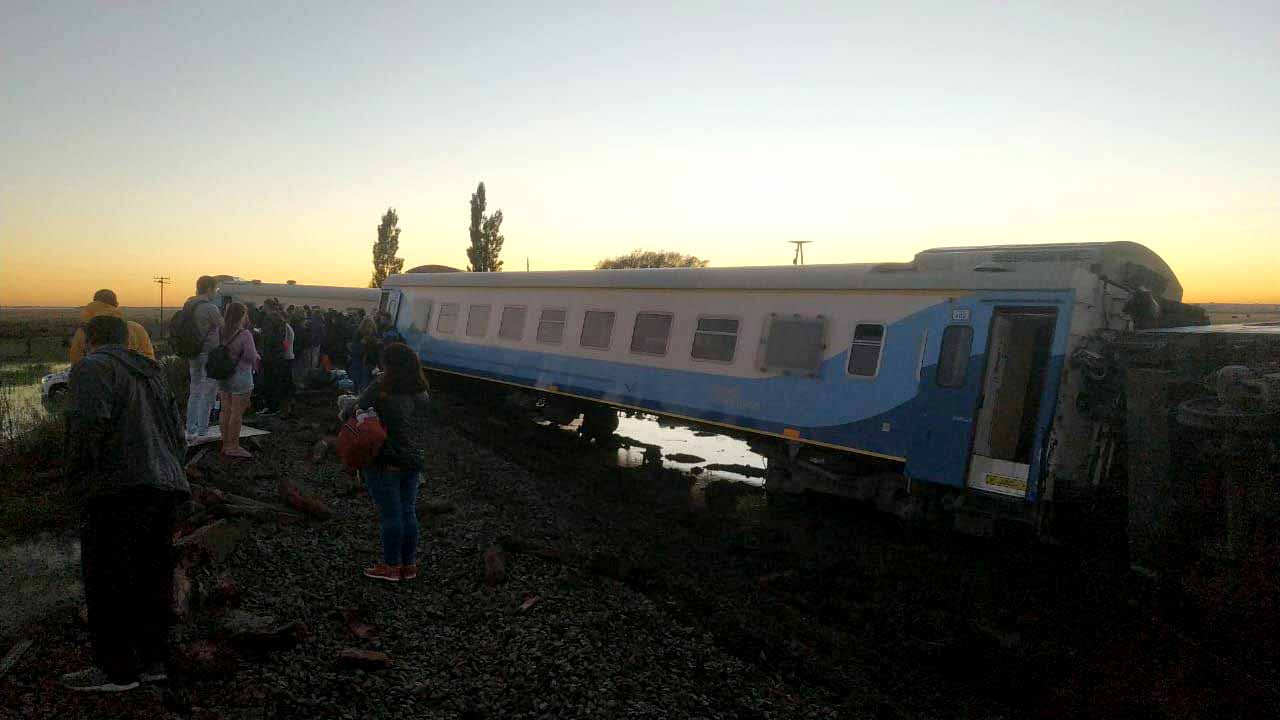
[{"x1": 342, "y1": 342, "x2": 430, "y2": 582}]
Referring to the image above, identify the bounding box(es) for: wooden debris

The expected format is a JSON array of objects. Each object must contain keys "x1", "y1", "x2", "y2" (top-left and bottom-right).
[
  {"x1": 0, "y1": 638, "x2": 33, "y2": 679},
  {"x1": 336, "y1": 648, "x2": 393, "y2": 670}
]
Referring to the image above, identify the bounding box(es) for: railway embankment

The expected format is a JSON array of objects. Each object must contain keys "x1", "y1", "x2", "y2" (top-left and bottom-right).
[{"x1": 0, "y1": 389, "x2": 1275, "y2": 719}]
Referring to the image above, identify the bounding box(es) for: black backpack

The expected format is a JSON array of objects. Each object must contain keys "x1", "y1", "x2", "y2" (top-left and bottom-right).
[
  {"x1": 170, "y1": 301, "x2": 207, "y2": 359},
  {"x1": 205, "y1": 330, "x2": 242, "y2": 380}
]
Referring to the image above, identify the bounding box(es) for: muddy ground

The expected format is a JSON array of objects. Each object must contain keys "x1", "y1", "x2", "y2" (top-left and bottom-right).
[{"x1": 1, "y1": 386, "x2": 1276, "y2": 719}]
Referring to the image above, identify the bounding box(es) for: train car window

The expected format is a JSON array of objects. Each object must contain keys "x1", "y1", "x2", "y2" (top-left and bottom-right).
[
  {"x1": 847, "y1": 323, "x2": 885, "y2": 377},
  {"x1": 762, "y1": 315, "x2": 826, "y2": 374},
  {"x1": 412, "y1": 299, "x2": 432, "y2": 332},
  {"x1": 580, "y1": 310, "x2": 615, "y2": 349},
  {"x1": 436, "y1": 303, "x2": 460, "y2": 334},
  {"x1": 691, "y1": 317, "x2": 739, "y2": 362},
  {"x1": 630, "y1": 313, "x2": 673, "y2": 356},
  {"x1": 536, "y1": 308, "x2": 566, "y2": 344},
  {"x1": 937, "y1": 325, "x2": 973, "y2": 388},
  {"x1": 466, "y1": 304, "x2": 491, "y2": 338},
  {"x1": 499, "y1": 306, "x2": 527, "y2": 341}
]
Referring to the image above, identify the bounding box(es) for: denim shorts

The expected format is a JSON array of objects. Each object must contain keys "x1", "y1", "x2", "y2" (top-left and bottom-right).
[{"x1": 219, "y1": 366, "x2": 253, "y2": 395}]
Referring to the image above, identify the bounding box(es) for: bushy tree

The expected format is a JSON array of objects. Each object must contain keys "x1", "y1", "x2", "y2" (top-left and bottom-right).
[
  {"x1": 369, "y1": 207, "x2": 404, "y2": 288},
  {"x1": 467, "y1": 182, "x2": 504, "y2": 272},
  {"x1": 595, "y1": 250, "x2": 709, "y2": 270}
]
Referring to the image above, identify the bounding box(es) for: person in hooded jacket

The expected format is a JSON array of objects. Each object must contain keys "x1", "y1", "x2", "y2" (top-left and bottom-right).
[
  {"x1": 61, "y1": 315, "x2": 189, "y2": 693},
  {"x1": 68, "y1": 289, "x2": 155, "y2": 363}
]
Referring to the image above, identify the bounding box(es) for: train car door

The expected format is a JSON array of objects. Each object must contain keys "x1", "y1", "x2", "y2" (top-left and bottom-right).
[
  {"x1": 966, "y1": 308, "x2": 1057, "y2": 498},
  {"x1": 379, "y1": 289, "x2": 402, "y2": 327},
  {"x1": 905, "y1": 305, "x2": 986, "y2": 488}
]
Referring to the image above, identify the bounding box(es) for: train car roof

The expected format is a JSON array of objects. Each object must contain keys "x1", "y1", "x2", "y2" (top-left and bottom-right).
[
  {"x1": 219, "y1": 281, "x2": 380, "y2": 300},
  {"x1": 386, "y1": 242, "x2": 1182, "y2": 300}
]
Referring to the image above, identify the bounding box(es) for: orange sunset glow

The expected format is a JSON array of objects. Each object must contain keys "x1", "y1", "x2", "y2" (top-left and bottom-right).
[{"x1": 2, "y1": 4, "x2": 1277, "y2": 307}]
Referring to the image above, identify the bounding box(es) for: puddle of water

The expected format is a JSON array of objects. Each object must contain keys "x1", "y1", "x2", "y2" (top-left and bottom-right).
[
  {"x1": 0, "y1": 362, "x2": 67, "y2": 442},
  {"x1": 611, "y1": 414, "x2": 766, "y2": 484},
  {"x1": 0, "y1": 534, "x2": 82, "y2": 637},
  {"x1": 538, "y1": 411, "x2": 769, "y2": 512}
]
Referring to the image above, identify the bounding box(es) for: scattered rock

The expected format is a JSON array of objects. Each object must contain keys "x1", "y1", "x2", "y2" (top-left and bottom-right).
[
  {"x1": 209, "y1": 574, "x2": 242, "y2": 608},
  {"x1": 339, "y1": 608, "x2": 375, "y2": 639},
  {"x1": 587, "y1": 551, "x2": 631, "y2": 580},
  {"x1": 517, "y1": 595, "x2": 541, "y2": 613},
  {"x1": 190, "y1": 484, "x2": 226, "y2": 508},
  {"x1": 176, "y1": 519, "x2": 248, "y2": 565},
  {"x1": 0, "y1": 638, "x2": 33, "y2": 679},
  {"x1": 174, "y1": 641, "x2": 238, "y2": 678},
  {"x1": 220, "y1": 611, "x2": 308, "y2": 653},
  {"x1": 279, "y1": 478, "x2": 333, "y2": 520},
  {"x1": 307, "y1": 439, "x2": 329, "y2": 462},
  {"x1": 172, "y1": 565, "x2": 193, "y2": 621},
  {"x1": 483, "y1": 545, "x2": 507, "y2": 587},
  {"x1": 336, "y1": 648, "x2": 393, "y2": 670},
  {"x1": 422, "y1": 501, "x2": 456, "y2": 515}
]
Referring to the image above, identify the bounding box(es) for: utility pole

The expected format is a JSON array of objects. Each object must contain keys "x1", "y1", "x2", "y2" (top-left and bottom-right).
[
  {"x1": 789, "y1": 241, "x2": 812, "y2": 266},
  {"x1": 153, "y1": 276, "x2": 171, "y2": 337}
]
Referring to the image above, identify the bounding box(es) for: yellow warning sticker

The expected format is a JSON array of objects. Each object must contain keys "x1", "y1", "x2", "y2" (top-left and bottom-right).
[{"x1": 985, "y1": 473, "x2": 1027, "y2": 492}]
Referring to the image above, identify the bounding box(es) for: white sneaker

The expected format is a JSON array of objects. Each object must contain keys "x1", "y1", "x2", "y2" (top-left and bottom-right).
[{"x1": 61, "y1": 667, "x2": 139, "y2": 692}]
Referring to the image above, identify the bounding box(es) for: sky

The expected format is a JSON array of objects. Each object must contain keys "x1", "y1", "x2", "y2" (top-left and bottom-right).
[{"x1": 2, "y1": 1, "x2": 1278, "y2": 307}]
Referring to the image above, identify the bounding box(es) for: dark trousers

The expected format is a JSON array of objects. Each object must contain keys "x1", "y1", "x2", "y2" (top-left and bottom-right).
[
  {"x1": 261, "y1": 357, "x2": 293, "y2": 411},
  {"x1": 81, "y1": 487, "x2": 180, "y2": 683}
]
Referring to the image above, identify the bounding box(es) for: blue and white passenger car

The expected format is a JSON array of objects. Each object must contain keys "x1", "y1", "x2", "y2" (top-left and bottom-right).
[{"x1": 380, "y1": 242, "x2": 1187, "y2": 527}]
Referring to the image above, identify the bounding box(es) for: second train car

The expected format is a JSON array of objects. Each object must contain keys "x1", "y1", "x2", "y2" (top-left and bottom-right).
[{"x1": 378, "y1": 242, "x2": 1192, "y2": 531}]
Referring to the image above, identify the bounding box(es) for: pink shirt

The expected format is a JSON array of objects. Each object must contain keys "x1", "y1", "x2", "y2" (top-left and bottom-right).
[{"x1": 222, "y1": 328, "x2": 260, "y2": 372}]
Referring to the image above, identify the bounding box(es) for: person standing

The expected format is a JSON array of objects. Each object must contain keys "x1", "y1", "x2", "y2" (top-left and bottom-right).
[
  {"x1": 181, "y1": 276, "x2": 224, "y2": 441},
  {"x1": 61, "y1": 315, "x2": 189, "y2": 692},
  {"x1": 347, "y1": 317, "x2": 380, "y2": 392},
  {"x1": 341, "y1": 343, "x2": 430, "y2": 582},
  {"x1": 68, "y1": 289, "x2": 156, "y2": 363},
  {"x1": 305, "y1": 308, "x2": 326, "y2": 370},
  {"x1": 258, "y1": 307, "x2": 293, "y2": 415},
  {"x1": 216, "y1": 302, "x2": 259, "y2": 458}
]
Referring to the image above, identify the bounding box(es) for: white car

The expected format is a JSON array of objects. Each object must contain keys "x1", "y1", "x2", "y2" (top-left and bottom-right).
[{"x1": 40, "y1": 369, "x2": 70, "y2": 401}]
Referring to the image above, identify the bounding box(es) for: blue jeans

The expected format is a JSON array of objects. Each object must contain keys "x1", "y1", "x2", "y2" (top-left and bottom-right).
[
  {"x1": 186, "y1": 355, "x2": 219, "y2": 436},
  {"x1": 363, "y1": 467, "x2": 421, "y2": 566}
]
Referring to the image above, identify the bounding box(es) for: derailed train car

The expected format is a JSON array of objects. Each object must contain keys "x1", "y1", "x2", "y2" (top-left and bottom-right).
[
  {"x1": 377, "y1": 242, "x2": 1222, "y2": 533},
  {"x1": 218, "y1": 280, "x2": 380, "y2": 313}
]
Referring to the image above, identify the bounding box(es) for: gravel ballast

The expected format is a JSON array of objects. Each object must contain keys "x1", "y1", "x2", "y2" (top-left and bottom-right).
[{"x1": 1, "y1": 388, "x2": 1273, "y2": 719}]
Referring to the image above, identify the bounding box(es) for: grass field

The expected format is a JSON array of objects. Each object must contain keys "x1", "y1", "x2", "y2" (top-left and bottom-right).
[{"x1": 1206, "y1": 310, "x2": 1280, "y2": 325}]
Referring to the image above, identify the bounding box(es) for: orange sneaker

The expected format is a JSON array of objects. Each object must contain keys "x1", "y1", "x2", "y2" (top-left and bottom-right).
[
  {"x1": 401, "y1": 564, "x2": 419, "y2": 581},
  {"x1": 363, "y1": 564, "x2": 401, "y2": 582}
]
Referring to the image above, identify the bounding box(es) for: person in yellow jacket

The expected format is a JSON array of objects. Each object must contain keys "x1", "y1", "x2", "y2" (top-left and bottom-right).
[{"x1": 69, "y1": 290, "x2": 156, "y2": 363}]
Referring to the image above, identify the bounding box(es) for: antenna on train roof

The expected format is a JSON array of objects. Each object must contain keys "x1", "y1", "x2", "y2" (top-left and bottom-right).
[{"x1": 789, "y1": 241, "x2": 811, "y2": 266}]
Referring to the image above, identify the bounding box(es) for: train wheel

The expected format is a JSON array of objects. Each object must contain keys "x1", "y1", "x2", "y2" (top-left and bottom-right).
[{"x1": 580, "y1": 406, "x2": 620, "y2": 443}]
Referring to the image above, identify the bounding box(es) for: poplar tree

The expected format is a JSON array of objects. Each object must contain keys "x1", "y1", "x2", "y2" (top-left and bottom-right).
[
  {"x1": 370, "y1": 207, "x2": 404, "y2": 288},
  {"x1": 467, "y1": 182, "x2": 505, "y2": 272}
]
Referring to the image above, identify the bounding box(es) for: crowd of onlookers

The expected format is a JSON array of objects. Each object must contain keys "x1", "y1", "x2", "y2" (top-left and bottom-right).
[
  {"x1": 59, "y1": 276, "x2": 428, "y2": 692},
  {"x1": 177, "y1": 276, "x2": 401, "y2": 455}
]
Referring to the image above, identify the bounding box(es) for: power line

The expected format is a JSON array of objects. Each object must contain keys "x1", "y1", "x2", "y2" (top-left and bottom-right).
[{"x1": 153, "y1": 276, "x2": 171, "y2": 337}]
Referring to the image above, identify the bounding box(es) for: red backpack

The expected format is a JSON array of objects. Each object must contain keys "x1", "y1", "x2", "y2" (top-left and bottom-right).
[{"x1": 336, "y1": 409, "x2": 387, "y2": 470}]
